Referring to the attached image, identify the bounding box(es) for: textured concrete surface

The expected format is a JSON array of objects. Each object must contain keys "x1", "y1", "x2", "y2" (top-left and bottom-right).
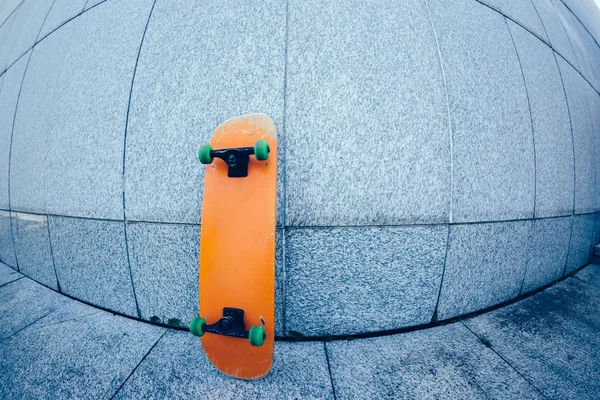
[
  {"x1": 0, "y1": 50, "x2": 28, "y2": 210},
  {"x1": 11, "y1": 212, "x2": 58, "y2": 290},
  {"x1": 114, "y1": 332, "x2": 334, "y2": 400},
  {"x1": 38, "y1": 0, "x2": 87, "y2": 39},
  {"x1": 10, "y1": 0, "x2": 153, "y2": 219},
  {"x1": 0, "y1": 0, "x2": 53, "y2": 73},
  {"x1": 0, "y1": 210, "x2": 16, "y2": 268},
  {"x1": 565, "y1": 214, "x2": 595, "y2": 274},
  {"x1": 48, "y1": 216, "x2": 138, "y2": 317},
  {"x1": 464, "y1": 265, "x2": 600, "y2": 399},
  {"x1": 532, "y1": 0, "x2": 579, "y2": 65},
  {"x1": 125, "y1": 0, "x2": 286, "y2": 225},
  {"x1": 285, "y1": 0, "x2": 449, "y2": 226},
  {"x1": 508, "y1": 21, "x2": 574, "y2": 218},
  {"x1": 557, "y1": 56, "x2": 597, "y2": 215},
  {"x1": 127, "y1": 222, "x2": 199, "y2": 327},
  {"x1": 1, "y1": 259, "x2": 599, "y2": 398},
  {"x1": 285, "y1": 226, "x2": 447, "y2": 336},
  {"x1": 522, "y1": 217, "x2": 571, "y2": 294},
  {"x1": 327, "y1": 323, "x2": 541, "y2": 399},
  {"x1": 0, "y1": 261, "x2": 20, "y2": 286},
  {"x1": 438, "y1": 221, "x2": 532, "y2": 320},
  {"x1": 428, "y1": 0, "x2": 534, "y2": 223},
  {"x1": 0, "y1": 0, "x2": 22, "y2": 28},
  {"x1": 479, "y1": 0, "x2": 548, "y2": 43}
]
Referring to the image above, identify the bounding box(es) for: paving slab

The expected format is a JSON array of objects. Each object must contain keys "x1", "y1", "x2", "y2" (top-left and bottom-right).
[
  {"x1": 0, "y1": 209, "x2": 16, "y2": 268},
  {"x1": 0, "y1": 0, "x2": 22, "y2": 28},
  {"x1": 574, "y1": 263, "x2": 600, "y2": 284},
  {"x1": 285, "y1": 225, "x2": 447, "y2": 336},
  {"x1": 565, "y1": 214, "x2": 595, "y2": 274},
  {"x1": 327, "y1": 323, "x2": 541, "y2": 399},
  {"x1": 428, "y1": 0, "x2": 534, "y2": 223},
  {"x1": 531, "y1": 0, "x2": 580, "y2": 65},
  {"x1": 10, "y1": 0, "x2": 153, "y2": 219},
  {"x1": 438, "y1": 220, "x2": 532, "y2": 320},
  {"x1": 113, "y1": 330, "x2": 334, "y2": 400},
  {"x1": 507, "y1": 21, "x2": 574, "y2": 218},
  {"x1": 49, "y1": 216, "x2": 138, "y2": 317},
  {"x1": 11, "y1": 212, "x2": 58, "y2": 290},
  {"x1": 0, "y1": 261, "x2": 21, "y2": 287},
  {"x1": 0, "y1": 308, "x2": 165, "y2": 399},
  {"x1": 38, "y1": 0, "x2": 87, "y2": 39},
  {"x1": 478, "y1": 0, "x2": 548, "y2": 43},
  {"x1": 463, "y1": 268, "x2": 600, "y2": 399},
  {"x1": 125, "y1": 0, "x2": 286, "y2": 225}
]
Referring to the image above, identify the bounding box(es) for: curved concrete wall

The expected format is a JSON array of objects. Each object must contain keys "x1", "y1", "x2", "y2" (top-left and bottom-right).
[{"x1": 0, "y1": 0, "x2": 599, "y2": 337}]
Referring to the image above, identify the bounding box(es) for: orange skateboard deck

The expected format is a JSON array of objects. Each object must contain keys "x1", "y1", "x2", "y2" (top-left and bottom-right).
[{"x1": 190, "y1": 114, "x2": 277, "y2": 380}]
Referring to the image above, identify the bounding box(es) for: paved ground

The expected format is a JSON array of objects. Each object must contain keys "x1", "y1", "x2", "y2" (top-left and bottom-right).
[{"x1": 0, "y1": 262, "x2": 599, "y2": 399}]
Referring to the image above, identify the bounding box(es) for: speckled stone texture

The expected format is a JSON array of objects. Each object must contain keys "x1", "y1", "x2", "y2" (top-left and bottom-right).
[
  {"x1": 0, "y1": 52, "x2": 28, "y2": 210},
  {"x1": 0, "y1": 0, "x2": 53, "y2": 72},
  {"x1": 285, "y1": 226, "x2": 447, "y2": 336},
  {"x1": 565, "y1": 214, "x2": 595, "y2": 274},
  {"x1": 0, "y1": 210, "x2": 16, "y2": 268},
  {"x1": 569, "y1": 0, "x2": 600, "y2": 44},
  {"x1": 326, "y1": 323, "x2": 541, "y2": 399},
  {"x1": 127, "y1": 222, "x2": 199, "y2": 327},
  {"x1": 113, "y1": 331, "x2": 334, "y2": 399},
  {"x1": 10, "y1": 0, "x2": 153, "y2": 220},
  {"x1": 83, "y1": 0, "x2": 106, "y2": 11},
  {"x1": 0, "y1": 261, "x2": 21, "y2": 286},
  {"x1": 575, "y1": 262, "x2": 600, "y2": 283},
  {"x1": 438, "y1": 221, "x2": 532, "y2": 320},
  {"x1": 463, "y1": 271, "x2": 600, "y2": 399},
  {"x1": 478, "y1": 0, "x2": 548, "y2": 43},
  {"x1": 37, "y1": 0, "x2": 87, "y2": 39},
  {"x1": 11, "y1": 212, "x2": 58, "y2": 290},
  {"x1": 48, "y1": 216, "x2": 138, "y2": 317},
  {"x1": 557, "y1": 56, "x2": 597, "y2": 214},
  {"x1": 531, "y1": 0, "x2": 579, "y2": 65},
  {"x1": 594, "y1": 213, "x2": 600, "y2": 245},
  {"x1": 508, "y1": 21, "x2": 574, "y2": 218},
  {"x1": 0, "y1": 309, "x2": 165, "y2": 399},
  {"x1": 125, "y1": 0, "x2": 286, "y2": 225},
  {"x1": 522, "y1": 217, "x2": 571, "y2": 294},
  {"x1": 0, "y1": 1, "x2": 22, "y2": 27},
  {"x1": 286, "y1": 0, "x2": 449, "y2": 226},
  {"x1": 428, "y1": 0, "x2": 534, "y2": 223}
]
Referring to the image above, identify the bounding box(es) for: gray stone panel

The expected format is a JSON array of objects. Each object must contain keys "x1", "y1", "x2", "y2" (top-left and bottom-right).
[
  {"x1": 113, "y1": 330, "x2": 334, "y2": 399},
  {"x1": 428, "y1": 0, "x2": 534, "y2": 223},
  {"x1": 127, "y1": 222, "x2": 199, "y2": 327},
  {"x1": 125, "y1": 0, "x2": 286, "y2": 225},
  {"x1": 285, "y1": 0, "x2": 449, "y2": 226},
  {"x1": 557, "y1": 56, "x2": 597, "y2": 214},
  {"x1": 48, "y1": 216, "x2": 138, "y2": 317},
  {"x1": 10, "y1": 0, "x2": 154, "y2": 219},
  {"x1": 0, "y1": 261, "x2": 21, "y2": 286},
  {"x1": 285, "y1": 226, "x2": 447, "y2": 336},
  {"x1": 83, "y1": 0, "x2": 105, "y2": 11},
  {"x1": 0, "y1": 0, "x2": 53, "y2": 72},
  {"x1": 531, "y1": 0, "x2": 579, "y2": 65},
  {"x1": 0, "y1": 277, "x2": 66, "y2": 339},
  {"x1": 574, "y1": 263, "x2": 600, "y2": 284},
  {"x1": 327, "y1": 323, "x2": 540, "y2": 399},
  {"x1": 0, "y1": 0, "x2": 22, "y2": 28},
  {"x1": 38, "y1": 0, "x2": 87, "y2": 40},
  {"x1": 0, "y1": 52, "x2": 28, "y2": 210},
  {"x1": 463, "y1": 274, "x2": 600, "y2": 399},
  {"x1": 594, "y1": 212, "x2": 600, "y2": 245},
  {"x1": 11, "y1": 212, "x2": 58, "y2": 290},
  {"x1": 0, "y1": 210, "x2": 16, "y2": 268},
  {"x1": 562, "y1": 0, "x2": 600, "y2": 44},
  {"x1": 0, "y1": 9, "x2": 19, "y2": 64},
  {"x1": 0, "y1": 310, "x2": 165, "y2": 399},
  {"x1": 553, "y1": 0, "x2": 600, "y2": 92},
  {"x1": 438, "y1": 221, "x2": 532, "y2": 320},
  {"x1": 522, "y1": 217, "x2": 571, "y2": 294},
  {"x1": 565, "y1": 213, "x2": 594, "y2": 274},
  {"x1": 588, "y1": 91, "x2": 600, "y2": 213},
  {"x1": 478, "y1": 0, "x2": 549, "y2": 43},
  {"x1": 508, "y1": 21, "x2": 574, "y2": 218}
]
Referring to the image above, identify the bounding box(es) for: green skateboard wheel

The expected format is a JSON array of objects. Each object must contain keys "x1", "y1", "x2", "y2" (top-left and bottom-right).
[
  {"x1": 197, "y1": 145, "x2": 213, "y2": 164},
  {"x1": 189, "y1": 317, "x2": 206, "y2": 337},
  {"x1": 248, "y1": 325, "x2": 265, "y2": 346},
  {"x1": 254, "y1": 140, "x2": 269, "y2": 161}
]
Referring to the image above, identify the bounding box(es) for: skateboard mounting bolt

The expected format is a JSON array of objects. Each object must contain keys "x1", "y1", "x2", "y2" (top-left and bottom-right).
[
  {"x1": 220, "y1": 318, "x2": 232, "y2": 331},
  {"x1": 228, "y1": 154, "x2": 237, "y2": 164}
]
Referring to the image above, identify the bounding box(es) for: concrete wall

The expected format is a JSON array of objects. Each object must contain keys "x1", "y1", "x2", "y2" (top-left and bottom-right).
[{"x1": 0, "y1": 0, "x2": 598, "y2": 337}]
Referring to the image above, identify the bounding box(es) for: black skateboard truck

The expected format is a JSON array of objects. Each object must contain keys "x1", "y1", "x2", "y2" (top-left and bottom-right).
[
  {"x1": 197, "y1": 140, "x2": 270, "y2": 178},
  {"x1": 189, "y1": 307, "x2": 266, "y2": 346}
]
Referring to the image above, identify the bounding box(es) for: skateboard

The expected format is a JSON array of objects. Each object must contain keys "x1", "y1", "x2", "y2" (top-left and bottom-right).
[{"x1": 189, "y1": 114, "x2": 277, "y2": 380}]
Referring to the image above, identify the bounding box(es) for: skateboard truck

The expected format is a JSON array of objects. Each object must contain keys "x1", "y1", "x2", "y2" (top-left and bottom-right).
[
  {"x1": 197, "y1": 140, "x2": 270, "y2": 178},
  {"x1": 189, "y1": 307, "x2": 266, "y2": 346}
]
